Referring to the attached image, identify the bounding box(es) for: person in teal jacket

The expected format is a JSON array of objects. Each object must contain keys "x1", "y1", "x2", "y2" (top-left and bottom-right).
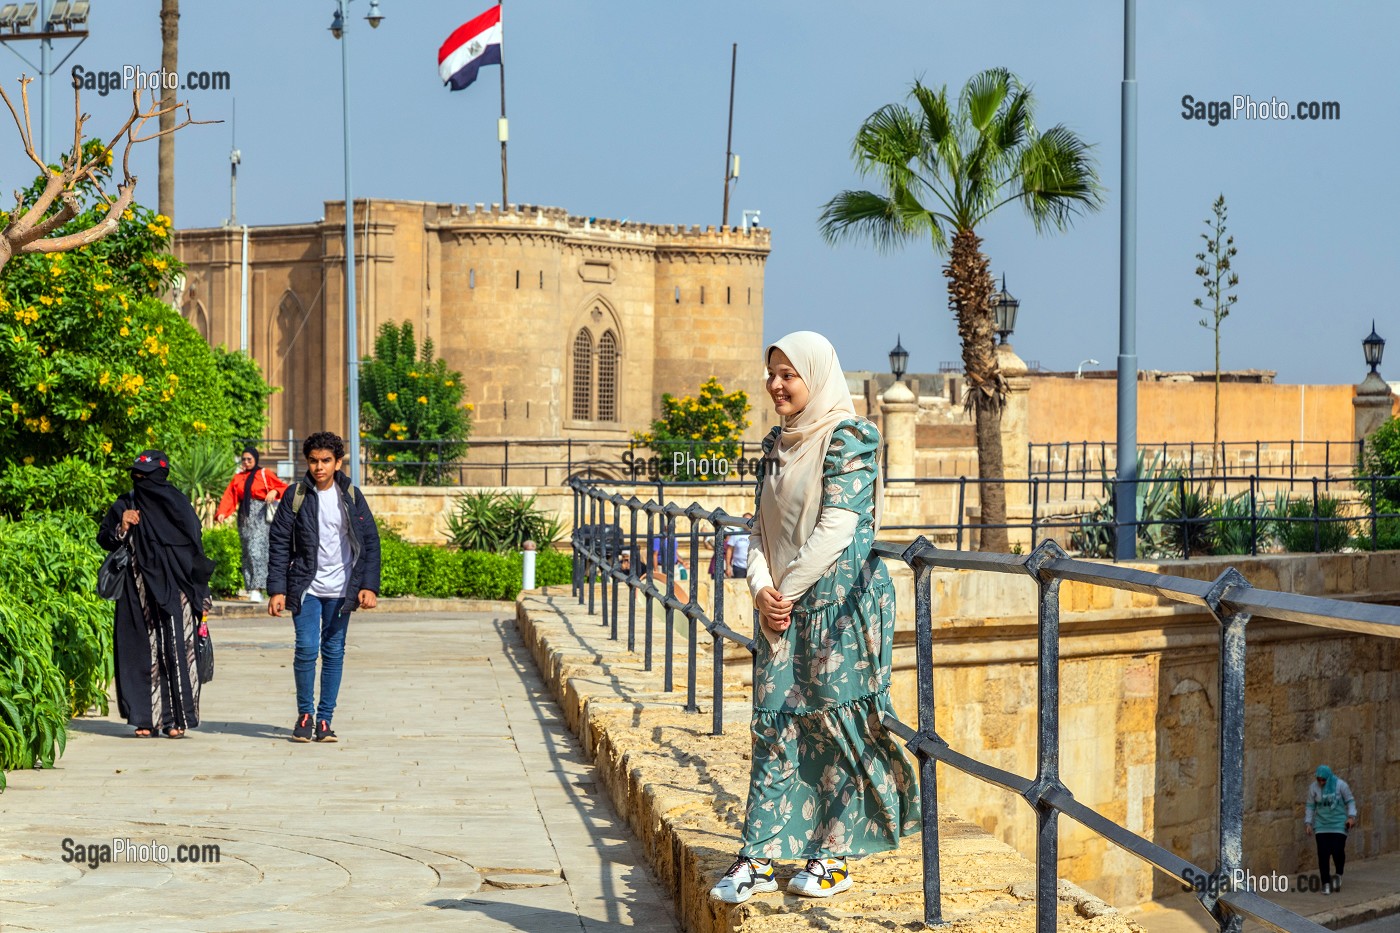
[{"x1": 1305, "y1": 765, "x2": 1357, "y2": 894}]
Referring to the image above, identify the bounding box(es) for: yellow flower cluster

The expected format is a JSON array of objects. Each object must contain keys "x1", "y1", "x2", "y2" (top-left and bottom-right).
[
  {"x1": 23, "y1": 415, "x2": 52, "y2": 433},
  {"x1": 147, "y1": 215, "x2": 172, "y2": 238},
  {"x1": 117, "y1": 373, "x2": 144, "y2": 395},
  {"x1": 192, "y1": 420, "x2": 207, "y2": 432},
  {"x1": 386, "y1": 391, "x2": 398, "y2": 402},
  {"x1": 417, "y1": 395, "x2": 428, "y2": 405},
  {"x1": 12, "y1": 306, "x2": 38, "y2": 325}
]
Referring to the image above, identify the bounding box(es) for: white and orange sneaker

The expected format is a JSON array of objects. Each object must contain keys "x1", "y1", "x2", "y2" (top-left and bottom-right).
[
  {"x1": 709, "y1": 857, "x2": 778, "y2": 904},
  {"x1": 788, "y1": 857, "x2": 852, "y2": 897}
]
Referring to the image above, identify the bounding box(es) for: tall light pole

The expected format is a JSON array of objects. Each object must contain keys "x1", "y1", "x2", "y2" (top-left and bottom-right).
[
  {"x1": 1114, "y1": 0, "x2": 1139, "y2": 560},
  {"x1": 0, "y1": 0, "x2": 91, "y2": 164},
  {"x1": 329, "y1": 0, "x2": 384, "y2": 486}
]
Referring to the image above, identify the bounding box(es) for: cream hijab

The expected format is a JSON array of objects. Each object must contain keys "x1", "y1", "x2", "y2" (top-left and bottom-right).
[{"x1": 758, "y1": 331, "x2": 882, "y2": 589}]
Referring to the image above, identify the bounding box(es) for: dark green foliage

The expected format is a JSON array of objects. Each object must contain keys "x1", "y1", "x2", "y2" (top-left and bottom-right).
[
  {"x1": 1278, "y1": 497, "x2": 1352, "y2": 553},
  {"x1": 212, "y1": 346, "x2": 276, "y2": 442},
  {"x1": 536, "y1": 548, "x2": 572, "y2": 587},
  {"x1": 359, "y1": 321, "x2": 472, "y2": 486},
  {"x1": 0, "y1": 513, "x2": 114, "y2": 788},
  {"x1": 444, "y1": 491, "x2": 563, "y2": 553},
  {"x1": 1209, "y1": 493, "x2": 1257, "y2": 556},
  {"x1": 377, "y1": 521, "x2": 421, "y2": 598},
  {"x1": 1162, "y1": 482, "x2": 1215, "y2": 557},
  {"x1": 1358, "y1": 417, "x2": 1400, "y2": 505},
  {"x1": 0, "y1": 458, "x2": 112, "y2": 520},
  {"x1": 171, "y1": 436, "x2": 236, "y2": 525},
  {"x1": 414, "y1": 546, "x2": 465, "y2": 599},
  {"x1": 202, "y1": 523, "x2": 243, "y2": 598}
]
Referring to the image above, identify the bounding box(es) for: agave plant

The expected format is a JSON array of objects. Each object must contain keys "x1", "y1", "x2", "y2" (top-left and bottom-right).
[
  {"x1": 169, "y1": 437, "x2": 237, "y2": 526},
  {"x1": 1070, "y1": 452, "x2": 1182, "y2": 558},
  {"x1": 444, "y1": 491, "x2": 563, "y2": 553}
]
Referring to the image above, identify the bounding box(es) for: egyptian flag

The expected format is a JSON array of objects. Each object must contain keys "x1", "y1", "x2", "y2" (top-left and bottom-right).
[{"x1": 438, "y1": 6, "x2": 503, "y2": 91}]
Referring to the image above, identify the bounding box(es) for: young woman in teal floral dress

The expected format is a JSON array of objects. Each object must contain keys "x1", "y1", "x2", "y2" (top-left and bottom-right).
[{"x1": 710, "y1": 331, "x2": 920, "y2": 904}]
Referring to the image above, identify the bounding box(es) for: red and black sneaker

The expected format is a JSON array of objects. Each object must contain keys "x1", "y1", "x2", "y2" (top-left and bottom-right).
[
  {"x1": 291, "y1": 713, "x2": 314, "y2": 743},
  {"x1": 315, "y1": 720, "x2": 338, "y2": 743}
]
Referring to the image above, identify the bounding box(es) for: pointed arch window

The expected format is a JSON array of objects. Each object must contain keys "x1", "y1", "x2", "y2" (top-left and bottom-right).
[
  {"x1": 572, "y1": 329, "x2": 594, "y2": 421},
  {"x1": 597, "y1": 330, "x2": 618, "y2": 422}
]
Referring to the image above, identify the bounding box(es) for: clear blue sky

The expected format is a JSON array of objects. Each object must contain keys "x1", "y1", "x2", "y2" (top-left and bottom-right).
[{"x1": 1, "y1": 0, "x2": 1394, "y2": 386}]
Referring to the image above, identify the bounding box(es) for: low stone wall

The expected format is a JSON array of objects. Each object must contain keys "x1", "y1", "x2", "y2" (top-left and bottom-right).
[
  {"x1": 516, "y1": 587, "x2": 1142, "y2": 933},
  {"x1": 706, "y1": 549, "x2": 1400, "y2": 909}
]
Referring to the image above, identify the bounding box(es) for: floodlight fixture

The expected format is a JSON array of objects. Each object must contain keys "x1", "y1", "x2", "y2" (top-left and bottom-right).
[
  {"x1": 14, "y1": 2, "x2": 36, "y2": 28},
  {"x1": 68, "y1": 0, "x2": 88, "y2": 25},
  {"x1": 47, "y1": 0, "x2": 68, "y2": 26},
  {"x1": 0, "y1": 6, "x2": 19, "y2": 29}
]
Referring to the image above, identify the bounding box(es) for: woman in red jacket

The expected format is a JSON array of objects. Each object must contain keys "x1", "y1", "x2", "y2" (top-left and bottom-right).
[{"x1": 215, "y1": 447, "x2": 288, "y2": 602}]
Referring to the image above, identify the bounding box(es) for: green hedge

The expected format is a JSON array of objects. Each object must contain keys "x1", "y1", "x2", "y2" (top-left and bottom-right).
[
  {"x1": 203, "y1": 523, "x2": 243, "y2": 598},
  {"x1": 0, "y1": 513, "x2": 112, "y2": 790},
  {"x1": 374, "y1": 519, "x2": 569, "y2": 599}
]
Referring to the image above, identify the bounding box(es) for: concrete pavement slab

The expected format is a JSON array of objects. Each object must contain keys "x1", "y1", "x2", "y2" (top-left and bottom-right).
[{"x1": 0, "y1": 609, "x2": 678, "y2": 932}]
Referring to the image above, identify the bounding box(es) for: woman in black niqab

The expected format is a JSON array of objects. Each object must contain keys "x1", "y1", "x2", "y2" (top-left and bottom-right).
[{"x1": 97, "y1": 449, "x2": 214, "y2": 737}]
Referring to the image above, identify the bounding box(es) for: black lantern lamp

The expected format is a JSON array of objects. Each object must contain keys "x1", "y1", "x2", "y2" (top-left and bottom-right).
[
  {"x1": 991, "y1": 274, "x2": 1019, "y2": 345},
  {"x1": 1364, "y1": 321, "x2": 1385, "y2": 374},
  {"x1": 889, "y1": 334, "x2": 908, "y2": 383}
]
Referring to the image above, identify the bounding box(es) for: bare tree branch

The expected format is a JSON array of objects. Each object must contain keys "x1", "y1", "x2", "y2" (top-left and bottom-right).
[{"x1": 0, "y1": 79, "x2": 216, "y2": 273}]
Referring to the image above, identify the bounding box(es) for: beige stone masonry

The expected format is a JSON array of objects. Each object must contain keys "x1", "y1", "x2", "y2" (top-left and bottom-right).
[{"x1": 515, "y1": 588, "x2": 1143, "y2": 933}]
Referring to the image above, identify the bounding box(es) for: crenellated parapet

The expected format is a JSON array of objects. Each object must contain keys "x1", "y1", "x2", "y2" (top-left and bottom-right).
[{"x1": 421, "y1": 202, "x2": 770, "y2": 262}]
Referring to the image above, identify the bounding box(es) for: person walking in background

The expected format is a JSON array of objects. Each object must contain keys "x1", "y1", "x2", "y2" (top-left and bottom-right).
[
  {"x1": 215, "y1": 446, "x2": 288, "y2": 603},
  {"x1": 725, "y1": 512, "x2": 752, "y2": 578},
  {"x1": 710, "y1": 332, "x2": 919, "y2": 905},
  {"x1": 97, "y1": 450, "x2": 216, "y2": 739},
  {"x1": 267, "y1": 432, "x2": 381, "y2": 744},
  {"x1": 1305, "y1": 764, "x2": 1357, "y2": 894}
]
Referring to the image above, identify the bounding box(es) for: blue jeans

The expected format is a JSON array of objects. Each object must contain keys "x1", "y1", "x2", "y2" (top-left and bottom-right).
[{"x1": 292, "y1": 594, "x2": 350, "y2": 724}]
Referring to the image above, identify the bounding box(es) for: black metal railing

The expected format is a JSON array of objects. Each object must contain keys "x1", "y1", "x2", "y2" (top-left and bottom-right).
[
  {"x1": 247, "y1": 437, "x2": 764, "y2": 487},
  {"x1": 567, "y1": 478, "x2": 1400, "y2": 932},
  {"x1": 1029, "y1": 440, "x2": 1367, "y2": 497}
]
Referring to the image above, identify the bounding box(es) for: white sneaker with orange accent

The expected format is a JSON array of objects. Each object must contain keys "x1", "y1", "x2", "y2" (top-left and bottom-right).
[{"x1": 788, "y1": 857, "x2": 852, "y2": 897}]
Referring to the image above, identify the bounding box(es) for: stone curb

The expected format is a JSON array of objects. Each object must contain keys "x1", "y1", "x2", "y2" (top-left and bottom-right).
[
  {"x1": 208, "y1": 597, "x2": 515, "y2": 618},
  {"x1": 1317, "y1": 891, "x2": 1400, "y2": 929},
  {"x1": 514, "y1": 589, "x2": 1142, "y2": 933}
]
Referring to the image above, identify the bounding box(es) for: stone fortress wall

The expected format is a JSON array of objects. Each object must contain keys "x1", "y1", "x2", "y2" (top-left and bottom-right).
[{"x1": 173, "y1": 200, "x2": 774, "y2": 456}]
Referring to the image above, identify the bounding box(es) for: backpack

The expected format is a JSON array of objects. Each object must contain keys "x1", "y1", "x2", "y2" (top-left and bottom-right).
[{"x1": 287, "y1": 480, "x2": 360, "y2": 553}]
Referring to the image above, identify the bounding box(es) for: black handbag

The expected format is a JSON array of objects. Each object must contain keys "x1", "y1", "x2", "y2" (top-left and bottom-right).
[
  {"x1": 195, "y1": 620, "x2": 214, "y2": 683},
  {"x1": 97, "y1": 542, "x2": 130, "y2": 600}
]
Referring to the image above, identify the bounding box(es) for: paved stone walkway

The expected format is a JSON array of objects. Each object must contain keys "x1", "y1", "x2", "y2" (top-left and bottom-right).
[{"x1": 0, "y1": 610, "x2": 679, "y2": 932}]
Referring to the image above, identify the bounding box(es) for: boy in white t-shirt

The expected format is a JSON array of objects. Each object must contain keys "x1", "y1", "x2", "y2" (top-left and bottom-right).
[{"x1": 267, "y1": 432, "x2": 381, "y2": 743}]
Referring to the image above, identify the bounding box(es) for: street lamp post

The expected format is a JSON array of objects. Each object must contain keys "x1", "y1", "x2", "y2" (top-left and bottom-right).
[
  {"x1": 991, "y1": 275, "x2": 1019, "y2": 345},
  {"x1": 1115, "y1": 0, "x2": 1140, "y2": 560},
  {"x1": 1076, "y1": 358, "x2": 1099, "y2": 379},
  {"x1": 889, "y1": 334, "x2": 908, "y2": 384},
  {"x1": 1363, "y1": 321, "x2": 1385, "y2": 375},
  {"x1": 329, "y1": 0, "x2": 384, "y2": 487}
]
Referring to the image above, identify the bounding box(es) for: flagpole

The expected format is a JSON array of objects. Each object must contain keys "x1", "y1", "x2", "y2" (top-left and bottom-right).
[
  {"x1": 721, "y1": 43, "x2": 736, "y2": 228},
  {"x1": 497, "y1": 0, "x2": 508, "y2": 207}
]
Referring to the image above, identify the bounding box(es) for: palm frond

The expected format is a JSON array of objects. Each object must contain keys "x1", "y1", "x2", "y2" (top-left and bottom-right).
[
  {"x1": 1011, "y1": 125, "x2": 1106, "y2": 233},
  {"x1": 960, "y1": 67, "x2": 1013, "y2": 132},
  {"x1": 818, "y1": 189, "x2": 945, "y2": 254},
  {"x1": 851, "y1": 103, "x2": 923, "y2": 194}
]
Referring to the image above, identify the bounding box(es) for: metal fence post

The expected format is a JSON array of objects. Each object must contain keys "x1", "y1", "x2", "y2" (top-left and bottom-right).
[
  {"x1": 1312, "y1": 477, "x2": 1321, "y2": 553},
  {"x1": 1249, "y1": 475, "x2": 1259, "y2": 557},
  {"x1": 587, "y1": 490, "x2": 598, "y2": 615},
  {"x1": 712, "y1": 518, "x2": 726, "y2": 736},
  {"x1": 1206, "y1": 568, "x2": 1250, "y2": 933},
  {"x1": 1371, "y1": 476, "x2": 1379, "y2": 551},
  {"x1": 627, "y1": 498, "x2": 640, "y2": 652},
  {"x1": 644, "y1": 505, "x2": 656, "y2": 672},
  {"x1": 685, "y1": 515, "x2": 700, "y2": 714},
  {"x1": 956, "y1": 477, "x2": 966, "y2": 551},
  {"x1": 663, "y1": 511, "x2": 676, "y2": 692},
  {"x1": 909, "y1": 554, "x2": 942, "y2": 927},
  {"x1": 610, "y1": 497, "x2": 622, "y2": 640},
  {"x1": 1024, "y1": 541, "x2": 1066, "y2": 933}
]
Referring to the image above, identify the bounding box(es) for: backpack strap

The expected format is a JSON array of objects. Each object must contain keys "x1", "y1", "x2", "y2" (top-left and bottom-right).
[{"x1": 290, "y1": 482, "x2": 309, "y2": 553}]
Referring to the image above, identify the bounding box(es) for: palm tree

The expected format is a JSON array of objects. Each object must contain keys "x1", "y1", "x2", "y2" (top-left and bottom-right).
[
  {"x1": 820, "y1": 69, "x2": 1104, "y2": 552},
  {"x1": 158, "y1": 0, "x2": 179, "y2": 222}
]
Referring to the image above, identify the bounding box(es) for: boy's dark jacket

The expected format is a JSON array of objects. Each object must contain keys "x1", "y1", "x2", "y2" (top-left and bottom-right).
[{"x1": 267, "y1": 471, "x2": 381, "y2": 613}]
